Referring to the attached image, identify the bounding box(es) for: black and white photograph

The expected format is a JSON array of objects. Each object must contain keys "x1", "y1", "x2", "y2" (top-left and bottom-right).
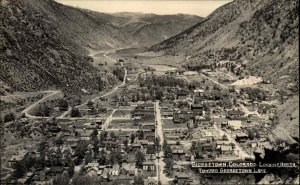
[{"x1": 0, "y1": 0, "x2": 299, "y2": 184}]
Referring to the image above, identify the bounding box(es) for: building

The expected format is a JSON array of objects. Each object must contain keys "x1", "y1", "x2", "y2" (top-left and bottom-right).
[
  {"x1": 142, "y1": 161, "x2": 156, "y2": 171},
  {"x1": 227, "y1": 110, "x2": 245, "y2": 120},
  {"x1": 258, "y1": 104, "x2": 277, "y2": 117},
  {"x1": 174, "y1": 173, "x2": 192, "y2": 185},
  {"x1": 191, "y1": 103, "x2": 205, "y2": 116},
  {"x1": 176, "y1": 92, "x2": 189, "y2": 100},
  {"x1": 194, "y1": 89, "x2": 204, "y2": 97}
]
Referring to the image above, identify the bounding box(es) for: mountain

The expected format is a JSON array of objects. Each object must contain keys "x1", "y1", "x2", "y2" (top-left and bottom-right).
[
  {"x1": 0, "y1": 0, "x2": 118, "y2": 93},
  {"x1": 0, "y1": 0, "x2": 202, "y2": 93},
  {"x1": 85, "y1": 12, "x2": 203, "y2": 47},
  {"x1": 150, "y1": 0, "x2": 299, "y2": 88}
]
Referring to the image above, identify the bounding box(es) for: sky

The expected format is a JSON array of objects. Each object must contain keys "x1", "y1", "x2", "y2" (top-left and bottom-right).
[{"x1": 55, "y1": 0, "x2": 232, "y2": 17}]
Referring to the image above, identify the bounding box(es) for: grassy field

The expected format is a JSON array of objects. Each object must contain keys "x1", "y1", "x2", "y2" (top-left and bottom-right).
[
  {"x1": 162, "y1": 119, "x2": 187, "y2": 129},
  {"x1": 109, "y1": 119, "x2": 136, "y2": 129},
  {"x1": 113, "y1": 109, "x2": 133, "y2": 118}
]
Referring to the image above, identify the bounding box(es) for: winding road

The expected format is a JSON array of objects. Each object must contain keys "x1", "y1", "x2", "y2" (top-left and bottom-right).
[
  {"x1": 21, "y1": 90, "x2": 61, "y2": 119},
  {"x1": 23, "y1": 48, "x2": 127, "y2": 120}
]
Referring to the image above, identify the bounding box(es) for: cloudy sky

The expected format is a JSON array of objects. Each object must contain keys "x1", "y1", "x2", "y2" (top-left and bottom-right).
[{"x1": 55, "y1": 0, "x2": 232, "y2": 17}]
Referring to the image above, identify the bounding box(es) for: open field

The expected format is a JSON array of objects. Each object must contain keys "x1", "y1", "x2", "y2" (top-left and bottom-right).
[
  {"x1": 162, "y1": 119, "x2": 187, "y2": 129},
  {"x1": 113, "y1": 109, "x2": 133, "y2": 118},
  {"x1": 109, "y1": 119, "x2": 136, "y2": 129}
]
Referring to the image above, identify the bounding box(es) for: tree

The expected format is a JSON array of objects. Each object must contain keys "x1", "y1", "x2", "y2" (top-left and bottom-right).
[
  {"x1": 75, "y1": 141, "x2": 88, "y2": 163},
  {"x1": 133, "y1": 175, "x2": 144, "y2": 185},
  {"x1": 4, "y1": 112, "x2": 15, "y2": 123},
  {"x1": 58, "y1": 99, "x2": 68, "y2": 111},
  {"x1": 36, "y1": 104, "x2": 52, "y2": 117},
  {"x1": 164, "y1": 158, "x2": 174, "y2": 171},
  {"x1": 98, "y1": 149, "x2": 107, "y2": 165},
  {"x1": 135, "y1": 151, "x2": 145, "y2": 168},
  {"x1": 110, "y1": 132, "x2": 116, "y2": 140},
  {"x1": 71, "y1": 107, "x2": 81, "y2": 117},
  {"x1": 155, "y1": 137, "x2": 160, "y2": 151},
  {"x1": 13, "y1": 161, "x2": 26, "y2": 178},
  {"x1": 136, "y1": 129, "x2": 144, "y2": 140},
  {"x1": 163, "y1": 141, "x2": 173, "y2": 158},
  {"x1": 68, "y1": 161, "x2": 75, "y2": 177},
  {"x1": 85, "y1": 150, "x2": 93, "y2": 164},
  {"x1": 130, "y1": 133, "x2": 135, "y2": 144}
]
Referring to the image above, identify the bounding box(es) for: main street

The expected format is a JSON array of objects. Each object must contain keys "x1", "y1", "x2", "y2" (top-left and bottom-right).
[{"x1": 155, "y1": 101, "x2": 174, "y2": 185}]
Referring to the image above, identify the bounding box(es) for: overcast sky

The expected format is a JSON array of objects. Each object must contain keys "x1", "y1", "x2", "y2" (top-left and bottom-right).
[{"x1": 55, "y1": 0, "x2": 232, "y2": 17}]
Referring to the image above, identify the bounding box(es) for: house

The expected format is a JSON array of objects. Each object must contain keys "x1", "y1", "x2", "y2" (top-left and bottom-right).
[
  {"x1": 250, "y1": 141, "x2": 259, "y2": 148},
  {"x1": 217, "y1": 145, "x2": 234, "y2": 155},
  {"x1": 172, "y1": 149, "x2": 185, "y2": 159},
  {"x1": 227, "y1": 110, "x2": 245, "y2": 120},
  {"x1": 108, "y1": 164, "x2": 120, "y2": 176},
  {"x1": 191, "y1": 103, "x2": 205, "y2": 116},
  {"x1": 144, "y1": 133, "x2": 155, "y2": 142},
  {"x1": 161, "y1": 111, "x2": 174, "y2": 119},
  {"x1": 235, "y1": 132, "x2": 248, "y2": 142},
  {"x1": 146, "y1": 146, "x2": 156, "y2": 156},
  {"x1": 194, "y1": 89, "x2": 204, "y2": 97},
  {"x1": 121, "y1": 163, "x2": 136, "y2": 176},
  {"x1": 174, "y1": 173, "x2": 192, "y2": 185},
  {"x1": 66, "y1": 138, "x2": 79, "y2": 148},
  {"x1": 131, "y1": 143, "x2": 142, "y2": 151},
  {"x1": 228, "y1": 120, "x2": 242, "y2": 130},
  {"x1": 102, "y1": 141, "x2": 118, "y2": 149},
  {"x1": 79, "y1": 130, "x2": 94, "y2": 141},
  {"x1": 86, "y1": 167, "x2": 103, "y2": 177},
  {"x1": 173, "y1": 111, "x2": 192, "y2": 124},
  {"x1": 142, "y1": 161, "x2": 156, "y2": 171},
  {"x1": 135, "y1": 103, "x2": 154, "y2": 111},
  {"x1": 220, "y1": 122, "x2": 228, "y2": 129},
  {"x1": 216, "y1": 141, "x2": 232, "y2": 149},
  {"x1": 258, "y1": 104, "x2": 277, "y2": 116},
  {"x1": 185, "y1": 152, "x2": 194, "y2": 161},
  {"x1": 7, "y1": 150, "x2": 27, "y2": 167},
  {"x1": 176, "y1": 92, "x2": 189, "y2": 100},
  {"x1": 134, "y1": 109, "x2": 154, "y2": 118},
  {"x1": 143, "y1": 124, "x2": 155, "y2": 132},
  {"x1": 194, "y1": 116, "x2": 210, "y2": 126}
]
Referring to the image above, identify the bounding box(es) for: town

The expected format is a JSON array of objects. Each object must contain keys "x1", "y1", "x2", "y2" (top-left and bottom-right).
[{"x1": 2, "y1": 46, "x2": 296, "y2": 185}]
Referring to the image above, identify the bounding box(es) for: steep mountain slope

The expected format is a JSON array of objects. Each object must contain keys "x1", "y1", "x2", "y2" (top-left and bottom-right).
[
  {"x1": 150, "y1": 0, "x2": 299, "y2": 87},
  {"x1": 24, "y1": 0, "x2": 133, "y2": 50},
  {"x1": 0, "y1": 0, "x2": 117, "y2": 92}
]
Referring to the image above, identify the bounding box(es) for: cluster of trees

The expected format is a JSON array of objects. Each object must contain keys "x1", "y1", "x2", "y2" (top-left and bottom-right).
[
  {"x1": 140, "y1": 75, "x2": 186, "y2": 89},
  {"x1": 35, "y1": 104, "x2": 52, "y2": 117},
  {"x1": 58, "y1": 99, "x2": 68, "y2": 111},
  {"x1": 163, "y1": 141, "x2": 173, "y2": 159},
  {"x1": 3, "y1": 112, "x2": 15, "y2": 123},
  {"x1": 241, "y1": 87, "x2": 269, "y2": 101},
  {"x1": 70, "y1": 107, "x2": 81, "y2": 117},
  {"x1": 113, "y1": 67, "x2": 125, "y2": 81},
  {"x1": 191, "y1": 141, "x2": 217, "y2": 159}
]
